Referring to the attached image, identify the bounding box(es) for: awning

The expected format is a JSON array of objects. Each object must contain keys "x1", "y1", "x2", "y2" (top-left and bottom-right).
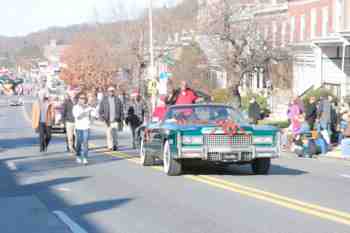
[
  {"x1": 338, "y1": 31, "x2": 350, "y2": 43},
  {"x1": 312, "y1": 35, "x2": 347, "y2": 47}
]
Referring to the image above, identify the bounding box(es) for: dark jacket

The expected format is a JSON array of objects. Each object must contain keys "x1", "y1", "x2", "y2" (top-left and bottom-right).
[
  {"x1": 62, "y1": 98, "x2": 75, "y2": 123},
  {"x1": 248, "y1": 102, "x2": 261, "y2": 122},
  {"x1": 125, "y1": 107, "x2": 142, "y2": 129},
  {"x1": 305, "y1": 103, "x2": 317, "y2": 124},
  {"x1": 99, "y1": 96, "x2": 124, "y2": 126}
]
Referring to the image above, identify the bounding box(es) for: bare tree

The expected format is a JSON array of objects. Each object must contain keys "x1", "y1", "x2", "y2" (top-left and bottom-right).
[{"x1": 200, "y1": 0, "x2": 291, "y2": 88}]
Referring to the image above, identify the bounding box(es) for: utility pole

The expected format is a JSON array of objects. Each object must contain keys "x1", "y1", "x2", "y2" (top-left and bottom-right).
[
  {"x1": 148, "y1": 0, "x2": 157, "y2": 114},
  {"x1": 148, "y1": 0, "x2": 154, "y2": 79}
]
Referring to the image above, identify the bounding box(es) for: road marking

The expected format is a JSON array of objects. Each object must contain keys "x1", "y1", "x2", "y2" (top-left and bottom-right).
[
  {"x1": 53, "y1": 210, "x2": 88, "y2": 233},
  {"x1": 6, "y1": 161, "x2": 17, "y2": 171},
  {"x1": 340, "y1": 174, "x2": 350, "y2": 179},
  {"x1": 90, "y1": 144, "x2": 350, "y2": 226},
  {"x1": 51, "y1": 187, "x2": 71, "y2": 192}
]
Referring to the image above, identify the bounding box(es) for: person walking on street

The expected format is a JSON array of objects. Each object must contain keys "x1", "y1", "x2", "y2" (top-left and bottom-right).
[
  {"x1": 248, "y1": 97, "x2": 261, "y2": 124},
  {"x1": 99, "y1": 86, "x2": 124, "y2": 151},
  {"x1": 73, "y1": 93, "x2": 96, "y2": 165},
  {"x1": 305, "y1": 96, "x2": 317, "y2": 130},
  {"x1": 32, "y1": 90, "x2": 55, "y2": 153},
  {"x1": 125, "y1": 107, "x2": 142, "y2": 149},
  {"x1": 131, "y1": 93, "x2": 148, "y2": 125},
  {"x1": 63, "y1": 91, "x2": 76, "y2": 153}
]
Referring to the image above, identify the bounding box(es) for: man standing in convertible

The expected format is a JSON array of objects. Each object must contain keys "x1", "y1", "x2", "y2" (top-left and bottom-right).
[{"x1": 166, "y1": 81, "x2": 204, "y2": 106}]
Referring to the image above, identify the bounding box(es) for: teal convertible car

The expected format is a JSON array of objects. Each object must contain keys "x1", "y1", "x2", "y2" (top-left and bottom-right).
[{"x1": 139, "y1": 104, "x2": 281, "y2": 176}]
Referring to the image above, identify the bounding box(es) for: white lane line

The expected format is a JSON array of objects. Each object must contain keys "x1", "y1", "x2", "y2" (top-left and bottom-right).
[
  {"x1": 6, "y1": 161, "x2": 17, "y2": 171},
  {"x1": 51, "y1": 187, "x2": 71, "y2": 192},
  {"x1": 53, "y1": 210, "x2": 88, "y2": 233},
  {"x1": 340, "y1": 174, "x2": 350, "y2": 179}
]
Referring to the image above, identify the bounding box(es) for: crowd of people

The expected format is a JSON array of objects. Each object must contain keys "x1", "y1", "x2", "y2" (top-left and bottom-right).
[
  {"x1": 31, "y1": 80, "x2": 205, "y2": 165},
  {"x1": 283, "y1": 95, "x2": 350, "y2": 157}
]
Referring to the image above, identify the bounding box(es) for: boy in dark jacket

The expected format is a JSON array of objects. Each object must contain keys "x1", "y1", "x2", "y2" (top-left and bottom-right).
[{"x1": 125, "y1": 107, "x2": 142, "y2": 149}]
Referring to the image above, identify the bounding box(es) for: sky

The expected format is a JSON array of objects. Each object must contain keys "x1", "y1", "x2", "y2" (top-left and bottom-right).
[{"x1": 0, "y1": 0, "x2": 177, "y2": 37}]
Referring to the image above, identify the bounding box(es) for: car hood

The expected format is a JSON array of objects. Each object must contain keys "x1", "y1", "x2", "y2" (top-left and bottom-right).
[{"x1": 163, "y1": 122, "x2": 278, "y2": 134}]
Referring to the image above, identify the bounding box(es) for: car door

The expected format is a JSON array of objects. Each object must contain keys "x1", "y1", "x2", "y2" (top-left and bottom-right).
[{"x1": 147, "y1": 122, "x2": 164, "y2": 156}]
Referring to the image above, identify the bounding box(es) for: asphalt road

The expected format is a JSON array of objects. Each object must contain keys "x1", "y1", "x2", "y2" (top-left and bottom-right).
[{"x1": 1, "y1": 95, "x2": 350, "y2": 233}]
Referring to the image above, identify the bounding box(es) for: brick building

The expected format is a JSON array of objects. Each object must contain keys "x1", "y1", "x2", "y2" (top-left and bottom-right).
[{"x1": 289, "y1": 0, "x2": 350, "y2": 99}]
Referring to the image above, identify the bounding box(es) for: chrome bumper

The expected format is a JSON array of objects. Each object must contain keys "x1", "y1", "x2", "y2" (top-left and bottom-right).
[{"x1": 177, "y1": 145, "x2": 279, "y2": 161}]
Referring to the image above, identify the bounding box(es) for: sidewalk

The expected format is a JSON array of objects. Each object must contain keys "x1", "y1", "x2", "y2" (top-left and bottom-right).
[
  {"x1": 0, "y1": 196, "x2": 71, "y2": 233},
  {"x1": 323, "y1": 147, "x2": 350, "y2": 161}
]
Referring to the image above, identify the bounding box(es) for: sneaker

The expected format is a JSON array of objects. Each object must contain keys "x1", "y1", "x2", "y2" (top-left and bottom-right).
[
  {"x1": 76, "y1": 157, "x2": 82, "y2": 164},
  {"x1": 82, "y1": 158, "x2": 88, "y2": 165},
  {"x1": 113, "y1": 145, "x2": 118, "y2": 151}
]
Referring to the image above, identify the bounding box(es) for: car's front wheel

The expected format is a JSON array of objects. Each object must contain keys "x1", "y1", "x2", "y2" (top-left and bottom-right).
[
  {"x1": 163, "y1": 140, "x2": 182, "y2": 176},
  {"x1": 140, "y1": 136, "x2": 154, "y2": 166},
  {"x1": 251, "y1": 158, "x2": 271, "y2": 175}
]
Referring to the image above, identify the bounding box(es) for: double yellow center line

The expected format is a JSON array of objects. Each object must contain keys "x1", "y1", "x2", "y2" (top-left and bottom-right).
[{"x1": 93, "y1": 146, "x2": 350, "y2": 226}]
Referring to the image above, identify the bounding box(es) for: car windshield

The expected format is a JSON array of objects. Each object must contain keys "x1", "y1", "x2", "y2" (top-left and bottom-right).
[{"x1": 164, "y1": 105, "x2": 247, "y2": 125}]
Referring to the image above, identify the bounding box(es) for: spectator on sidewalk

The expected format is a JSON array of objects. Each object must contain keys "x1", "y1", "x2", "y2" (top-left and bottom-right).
[
  {"x1": 288, "y1": 98, "x2": 303, "y2": 136},
  {"x1": 231, "y1": 84, "x2": 242, "y2": 109},
  {"x1": 248, "y1": 97, "x2": 261, "y2": 124},
  {"x1": 295, "y1": 97, "x2": 305, "y2": 114},
  {"x1": 99, "y1": 86, "x2": 124, "y2": 151},
  {"x1": 305, "y1": 96, "x2": 318, "y2": 129},
  {"x1": 318, "y1": 95, "x2": 333, "y2": 136},
  {"x1": 63, "y1": 91, "x2": 76, "y2": 154},
  {"x1": 125, "y1": 106, "x2": 142, "y2": 149},
  {"x1": 32, "y1": 90, "x2": 55, "y2": 153},
  {"x1": 341, "y1": 113, "x2": 350, "y2": 156},
  {"x1": 73, "y1": 93, "x2": 97, "y2": 165}
]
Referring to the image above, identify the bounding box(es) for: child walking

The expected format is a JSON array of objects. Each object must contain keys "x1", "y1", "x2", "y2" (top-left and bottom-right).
[{"x1": 125, "y1": 106, "x2": 142, "y2": 149}]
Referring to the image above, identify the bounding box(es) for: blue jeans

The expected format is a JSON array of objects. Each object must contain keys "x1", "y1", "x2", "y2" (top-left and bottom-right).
[
  {"x1": 76, "y1": 129, "x2": 89, "y2": 159},
  {"x1": 320, "y1": 121, "x2": 331, "y2": 134}
]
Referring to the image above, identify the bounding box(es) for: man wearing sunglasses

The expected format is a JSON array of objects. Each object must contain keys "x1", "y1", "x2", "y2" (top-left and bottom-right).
[{"x1": 99, "y1": 86, "x2": 124, "y2": 151}]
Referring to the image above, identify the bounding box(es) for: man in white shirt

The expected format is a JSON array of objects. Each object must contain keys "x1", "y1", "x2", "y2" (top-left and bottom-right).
[{"x1": 73, "y1": 93, "x2": 96, "y2": 165}]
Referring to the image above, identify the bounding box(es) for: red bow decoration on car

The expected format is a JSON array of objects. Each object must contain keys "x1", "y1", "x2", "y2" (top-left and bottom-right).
[{"x1": 211, "y1": 120, "x2": 245, "y2": 136}]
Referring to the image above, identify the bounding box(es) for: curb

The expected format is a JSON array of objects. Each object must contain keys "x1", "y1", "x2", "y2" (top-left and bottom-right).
[{"x1": 321, "y1": 155, "x2": 350, "y2": 161}]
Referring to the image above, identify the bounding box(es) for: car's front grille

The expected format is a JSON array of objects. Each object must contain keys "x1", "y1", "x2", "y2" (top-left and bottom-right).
[{"x1": 204, "y1": 134, "x2": 252, "y2": 146}]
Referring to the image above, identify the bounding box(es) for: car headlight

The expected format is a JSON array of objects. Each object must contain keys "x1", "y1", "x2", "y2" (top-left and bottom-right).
[
  {"x1": 253, "y1": 136, "x2": 273, "y2": 144},
  {"x1": 182, "y1": 136, "x2": 203, "y2": 145}
]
